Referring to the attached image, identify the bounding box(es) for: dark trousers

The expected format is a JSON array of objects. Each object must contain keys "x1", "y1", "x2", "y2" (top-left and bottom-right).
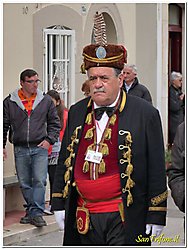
[
  {"x1": 79, "y1": 212, "x2": 126, "y2": 246},
  {"x1": 48, "y1": 165, "x2": 56, "y2": 205}
]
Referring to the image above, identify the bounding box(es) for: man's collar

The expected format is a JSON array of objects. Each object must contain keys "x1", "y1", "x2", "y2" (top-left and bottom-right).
[
  {"x1": 87, "y1": 89, "x2": 126, "y2": 113},
  {"x1": 93, "y1": 91, "x2": 120, "y2": 109}
]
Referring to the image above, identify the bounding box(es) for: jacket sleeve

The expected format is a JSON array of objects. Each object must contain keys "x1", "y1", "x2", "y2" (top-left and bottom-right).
[
  {"x1": 145, "y1": 109, "x2": 167, "y2": 225},
  {"x1": 46, "y1": 99, "x2": 61, "y2": 145},
  {"x1": 167, "y1": 122, "x2": 185, "y2": 213},
  {"x1": 143, "y1": 89, "x2": 152, "y2": 105},
  {"x1": 51, "y1": 123, "x2": 69, "y2": 211},
  {"x1": 51, "y1": 107, "x2": 72, "y2": 211},
  {"x1": 3, "y1": 97, "x2": 10, "y2": 148}
]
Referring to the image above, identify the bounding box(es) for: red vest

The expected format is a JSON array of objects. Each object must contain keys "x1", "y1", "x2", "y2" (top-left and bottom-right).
[{"x1": 74, "y1": 112, "x2": 122, "y2": 213}]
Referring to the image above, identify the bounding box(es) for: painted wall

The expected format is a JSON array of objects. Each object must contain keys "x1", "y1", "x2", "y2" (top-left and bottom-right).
[{"x1": 136, "y1": 4, "x2": 157, "y2": 105}]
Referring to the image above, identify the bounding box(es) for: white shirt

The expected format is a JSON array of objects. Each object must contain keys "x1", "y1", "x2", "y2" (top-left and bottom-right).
[
  {"x1": 124, "y1": 82, "x2": 133, "y2": 93},
  {"x1": 93, "y1": 91, "x2": 120, "y2": 143},
  {"x1": 91, "y1": 91, "x2": 120, "y2": 179}
]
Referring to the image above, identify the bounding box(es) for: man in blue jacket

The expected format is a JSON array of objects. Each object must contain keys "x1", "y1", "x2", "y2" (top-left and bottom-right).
[{"x1": 3, "y1": 69, "x2": 61, "y2": 227}]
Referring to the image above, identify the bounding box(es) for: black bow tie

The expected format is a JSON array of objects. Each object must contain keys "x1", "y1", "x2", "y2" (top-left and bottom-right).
[{"x1": 94, "y1": 106, "x2": 115, "y2": 121}]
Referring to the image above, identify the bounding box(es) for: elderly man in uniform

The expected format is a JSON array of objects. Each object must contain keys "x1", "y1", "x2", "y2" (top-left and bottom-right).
[{"x1": 52, "y1": 12, "x2": 167, "y2": 246}]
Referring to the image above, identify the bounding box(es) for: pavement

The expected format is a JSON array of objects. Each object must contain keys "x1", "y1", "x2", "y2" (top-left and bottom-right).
[
  {"x1": 3, "y1": 210, "x2": 59, "y2": 246},
  {"x1": 3, "y1": 192, "x2": 186, "y2": 247}
]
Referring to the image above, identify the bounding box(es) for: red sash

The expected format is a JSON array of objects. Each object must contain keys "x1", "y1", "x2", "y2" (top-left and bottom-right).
[{"x1": 76, "y1": 174, "x2": 122, "y2": 213}]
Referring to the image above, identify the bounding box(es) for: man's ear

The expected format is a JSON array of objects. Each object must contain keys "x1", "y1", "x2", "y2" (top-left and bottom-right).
[
  {"x1": 118, "y1": 74, "x2": 123, "y2": 88},
  {"x1": 20, "y1": 81, "x2": 24, "y2": 87}
]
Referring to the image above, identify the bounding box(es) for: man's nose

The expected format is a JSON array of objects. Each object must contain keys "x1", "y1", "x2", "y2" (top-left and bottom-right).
[
  {"x1": 94, "y1": 77, "x2": 103, "y2": 87},
  {"x1": 34, "y1": 82, "x2": 38, "y2": 87}
]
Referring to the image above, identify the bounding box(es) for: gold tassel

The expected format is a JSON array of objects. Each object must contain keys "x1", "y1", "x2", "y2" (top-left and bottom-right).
[
  {"x1": 64, "y1": 156, "x2": 71, "y2": 167},
  {"x1": 85, "y1": 113, "x2": 92, "y2": 125},
  {"x1": 71, "y1": 126, "x2": 82, "y2": 140},
  {"x1": 104, "y1": 128, "x2": 112, "y2": 140},
  {"x1": 123, "y1": 148, "x2": 131, "y2": 160},
  {"x1": 125, "y1": 178, "x2": 135, "y2": 189},
  {"x1": 98, "y1": 159, "x2": 105, "y2": 174},
  {"x1": 126, "y1": 163, "x2": 133, "y2": 175},
  {"x1": 83, "y1": 161, "x2": 89, "y2": 173},
  {"x1": 84, "y1": 127, "x2": 94, "y2": 139},
  {"x1": 67, "y1": 142, "x2": 73, "y2": 152},
  {"x1": 86, "y1": 144, "x2": 94, "y2": 153},
  {"x1": 127, "y1": 192, "x2": 133, "y2": 207},
  {"x1": 109, "y1": 114, "x2": 116, "y2": 125},
  {"x1": 73, "y1": 139, "x2": 79, "y2": 145},
  {"x1": 64, "y1": 169, "x2": 70, "y2": 183},
  {"x1": 80, "y1": 62, "x2": 86, "y2": 74},
  {"x1": 63, "y1": 182, "x2": 70, "y2": 198},
  {"x1": 126, "y1": 133, "x2": 132, "y2": 144},
  {"x1": 118, "y1": 202, "x2": 125, "y2": 222},
  {"x1": 101, "y1": 143, "x2": 109, "y2": 156}
]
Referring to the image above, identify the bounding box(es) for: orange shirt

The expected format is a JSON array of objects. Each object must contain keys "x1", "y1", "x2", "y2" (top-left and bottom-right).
[{"x1": 18, "y1": 89, "x2": 36, "y2": 116}]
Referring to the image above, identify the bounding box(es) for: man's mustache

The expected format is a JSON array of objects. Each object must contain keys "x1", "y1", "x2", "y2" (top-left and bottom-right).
[{"x1": 93, "y1": 87, "x2": 105, "y2": 93}]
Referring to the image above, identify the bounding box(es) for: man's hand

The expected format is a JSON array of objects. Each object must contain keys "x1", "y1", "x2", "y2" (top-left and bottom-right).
[
  {"x1": 145, "y1": 224, "x2": 164, "y2": 237},
  {"x1": 179, "y1": 93, "x2": 185, "y2": 101},
  {"x1": 37, "y1": 140, "x2": 50, "y2": 150},
  {"x1": 54, "y1": 210, "x2": 65, "y2": 230},
  {"x1": 3, "y1": 148, "x2": 7, "y2": 161}
]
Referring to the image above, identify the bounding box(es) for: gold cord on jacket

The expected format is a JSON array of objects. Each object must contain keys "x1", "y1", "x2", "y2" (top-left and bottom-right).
[
  {"x1": 63, "y1": 126, "x2": 82, "y2": 198},
  {"x1": 151, "y1": 190, "x2": 168, "y2": 206},
  {"x1": 119, "y1": 130, "x2": 135, "y2": 207},
  {"x1": 82, "y1": 112, "x2": 118, "y2": 178}
]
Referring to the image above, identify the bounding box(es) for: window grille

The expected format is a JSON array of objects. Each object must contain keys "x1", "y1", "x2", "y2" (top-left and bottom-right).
[{"x1": 43, "y1": 26, "x2": 75, "y2": 107}]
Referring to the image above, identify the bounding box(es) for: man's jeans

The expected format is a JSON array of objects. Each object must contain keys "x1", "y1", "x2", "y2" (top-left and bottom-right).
[{"x1": 14, "y1": 146, "x2": 48, "y2": 217}]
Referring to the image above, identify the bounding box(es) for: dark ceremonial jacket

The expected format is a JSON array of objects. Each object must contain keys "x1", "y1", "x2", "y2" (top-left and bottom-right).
[{"x1": 52, "y1": 90, "x2": 167, "y2": 246}]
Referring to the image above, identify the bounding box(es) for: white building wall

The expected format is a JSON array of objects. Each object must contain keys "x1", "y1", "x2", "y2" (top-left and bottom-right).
[
  {"x1": 3, "y1": 4, "x2": 35, "y2": 97},
  {"x1": 117, "y1": 4, "x2": 137, "y2": 64}
]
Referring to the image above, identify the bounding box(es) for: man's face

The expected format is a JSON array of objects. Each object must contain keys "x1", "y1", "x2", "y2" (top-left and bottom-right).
[
  {"x1": 20, "y1": 75, "x2": 40, "y2": 95},
  {"x1": 88, "y1": 67, "x2": 122, "y2": 106},
  {"x1": 122, "y1": 67, "x2": 136, "y2": 85},
  {"x1": 172, "y1": 77, "x2": 182, "y2": 89}
]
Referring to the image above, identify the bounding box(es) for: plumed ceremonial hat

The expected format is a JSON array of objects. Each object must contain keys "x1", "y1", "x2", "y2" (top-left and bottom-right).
[{"x1": 81, "y1": 12, "x2": 127, "y2": 73}]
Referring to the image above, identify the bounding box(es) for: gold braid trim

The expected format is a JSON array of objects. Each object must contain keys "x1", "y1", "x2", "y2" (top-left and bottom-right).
[
  {"x1": 87, "y1": 98, "x2": 92, "y2": 107},
  {"x1": 119, "y1": 90, "x2": 126, "y2": 112},
  {"x1": 109, "y1": 114, "x2": 116, "y2": 125},
  {"x1": 52, "y1": 193, "x2": 63, "y2": 198},
  {"x1": 85, "y1": 112, "x2": 92, "y2": 125},
  {"x1": 84, "y1": 127, "x2": 95, "y2": 139},
  {"x1": 83, "y1": 52, "x2": 124, "y2": 63},
  {"x1": 118, "y1": 202, "x2": 125, "y2": 222},
  {"x1": 151, "y1": 190, "x2": 168, "y2": 206},
  {"x1": 149, "y1": 207, "x2": 167, "y2": 212},
  {"x1": 120, "y1": 131, "x2": 135, "y2": 207},
  {"x1": 104, "y1": 128, "x2": 112, "y2": 140},
  {"x1": 63, "y1": 126, "x2": 82, "y2": 198},
  {"x1": 63, "y1": 181, "x2": 70, "y2": 198}
]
